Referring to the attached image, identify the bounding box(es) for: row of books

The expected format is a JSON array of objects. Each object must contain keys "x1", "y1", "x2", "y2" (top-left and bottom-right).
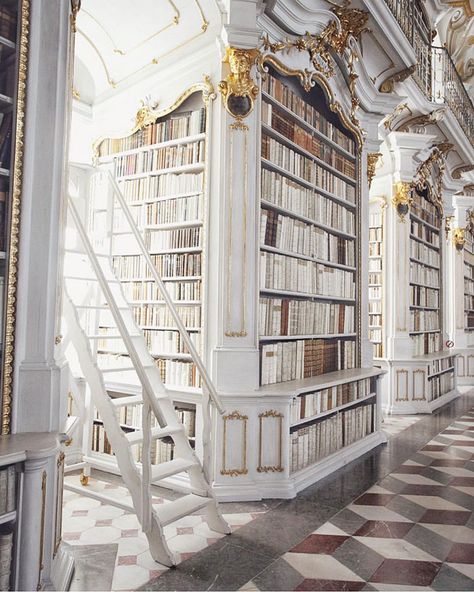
[
  {"x1": 113, "y1": 253, "x2": 201, "y2": 278},
  {"x1": 142, "y1": 329, "x2": 200, "y2": 355},
  {"x1": 260, "y1": 252, "x2": 355, "y2": 298},
  {"x1": 261, "y1": 210, "x2": 355, "y2": 266},
  {"x1": 290, "y1": 402, "x2": 374, "y2": 473},
  {"x1": 429, "y1": 372, "x2": 454, "y2": 400},
  {"x1": 290, "y1": 377, "x2": 374, "y2": 422},
  {"x1": 145, "y1": 227, "x2": 201, "y2": 251},
  {"x1": 91, "y1": 423, "x2": 181, "y2": 464},
  {"x1": 369, "y1": 301, "x2": 381, "y2": 314},
  {"x1": 368, "y1": 272, "x2": 381, "y2": 286},
  {"x1": 369, "y1": 313, "x2": 382, "y2": 325},
  {"x1": 410, "y1": 220, "x2": 440, "y2": 248},
  {"x1": 260, "y1": 338, "x2": 356, "y2": 385},
  {"x1": 411, "y1": 285, "x2": 439, "y2": 308},
  {"x1": 368, "y1": 211, "x2": 382, "y2": 228},
  {"x1": 262, "y1": 101, "x2": 356, "y2": 178},
  {"x1": 428, "y1": 356, "x2": 455, "y2": 376},
  {"x1": 369, "y1": 287, "x2": 381, "y2": 300},
  {"x1": 370, "y1": 329, "x2": 382, "y2": 342},
  {"x1": 0, "y1": 466, "x2": 15, "y2": 515},
  {"x1": 0, "y1": 112, "x2": 12, "y2": 170},
  {"x1": 369, "y1": 258, "x2": 382, "y2": 271},
  {"x1": 465, "y1": 278, "x2": 474, "y2": 296},
  {"x1": 410, "y1": 310, "x2": 440, "y2": 332},
  {"x1": 119, "y1": 172, "x2": 203, "y2": 202},
  {"x1": 412, "y1": 332, "x2": 441, "y2": 356},
  {"x1": 0, "y1": 530, "x2": 13, "y2": 592},
  {"x1": 121, "y1": 279, "x2": 201, "y2": 302},
  {"x1": 156, "y1": 358, "x2": 200, "y2": 388},
  {"x1": 410, "y1": 261, "x2": 440, "y2": 288},
  {"x1": 130, "y1": 304, "x2": 201, "y2": 327},
  {"x1": 114, "y1": 140, "x2": 205, "y2": 177},
  {"x1": 372, "y1": 342, "x2": 383, "y2": 358},
  {"x1": 410, "y1": 240, "x2": 440, "y2": 267},
  {"x1": 464, "y1": 294, "x2": 474, "y2": 311},
  {"x1": 465, "y1": 262, "x2": 474, "y2": 281},
  {"x1": 369, "y1": 242, "x2": 382, "y2": 257},
  {"x1": 411, "y1": 192, "x2": 441, "y2": 229},
  {"x1": 465, "y1": 313, "x2": 474, "y2": 329},
  {"x1": 145, "y1": 194, "x2": 202, "y2": 226},
  {"x1": 0, "y1": 180, "x2": 6, "y2": 251},
  {"x1": 262, "y1": 135, "x2": 356, "y2": 203},
  {"x1": 99, "y1": 109, "x2": 206, "y2": 155},
  {"x1": 0, "y1": 5, "x2": 16, "y2": 41},
  {"x1": 261, "y1": 169, "x2": 355, "y2": 235},
  {"x1": 259, "y1": 298, "x2": 354, "y2": 336},
  {"x1": 261, "y1": 74, "x2": 356, "y2": 155}
]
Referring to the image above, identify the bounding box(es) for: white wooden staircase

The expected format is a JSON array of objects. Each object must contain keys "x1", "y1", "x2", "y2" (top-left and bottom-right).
[{"x1": 61, "y1": 170, "x2": 230, "y2": 567}]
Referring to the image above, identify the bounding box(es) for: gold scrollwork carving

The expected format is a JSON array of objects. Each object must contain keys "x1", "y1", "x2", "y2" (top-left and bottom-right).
[
  {"x1": 257, "y1": 410, "x2": 284, "y2": 473},
  {"x1": 452, "y1": 164, "x2": 474, "y2": 179},
  {"x1": 396, "y1": 369, "x2": 409, "y2": 402},
  {"x1": 445, "y1": 215, "x2": 454, "y2": 240},
  {"x1": 367, "y1": 152, "x2": 382, "y2": 188},
  {"x1": 453, "y1": 227, "x2": 466, "y2": 251},
  {"x1": 413, "y1": 142, "x2": 453, "y2": 217},
  {"x1": 54, "y1": 452, "x2": 66, "y2": 557},
  {"x1": 2, "y1": 0, "x2": 30, "y2": 435},
  {"x1": 396, "y1": 108, "x2": 447, "y2": 133},
  {"x1": 221, "y1": 411, "x2": 248, "y2": 476},
  {"x1": 379, "y1": 65, "x2": 416, "y2": 93},
  {"x1": 383, "y1": 102, "x2": 412, "y2": 131},
  {"x1": 70, "y1": 0, "x2": 81, "y2": 33},
  {"x1": 392, "y1": 181, "x2": 413, "y2": 221},
  {"x1": 219, "y1": 47, "x2": 259, "y2": 122}
]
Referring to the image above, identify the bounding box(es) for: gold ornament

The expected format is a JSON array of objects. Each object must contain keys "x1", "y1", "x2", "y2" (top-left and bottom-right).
[
  {"x1": 218, "y1": 47, "x2": 260, "y2": 121},
  {"x1": 367, "y1": 152, "x2": 382, "y2": 188},
  {"x1": 379, "y1": 65, "x2": 416, "y2": 93},
  {"x1": 392, "y1": 181, "x2": 413, "y2": 221},
  {"x1": 453, "y1": 227, "x2": 466, "y2": 251}
]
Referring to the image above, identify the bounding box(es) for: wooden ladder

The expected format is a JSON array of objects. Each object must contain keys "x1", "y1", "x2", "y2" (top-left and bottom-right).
[{"x1": 62, "y1": 193, "x2": 229, "y2": 567}]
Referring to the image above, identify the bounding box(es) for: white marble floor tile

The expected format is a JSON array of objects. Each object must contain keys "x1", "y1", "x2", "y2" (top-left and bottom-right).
[
  {"x1": 283, "y1": 553, "x2": 363, "y2": 581},
  {"x1": 354, "y1": 536, "x2": 438, "y2": 562}
]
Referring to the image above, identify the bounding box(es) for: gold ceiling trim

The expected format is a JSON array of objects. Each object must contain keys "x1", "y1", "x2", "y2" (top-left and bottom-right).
[
  {"x1": 446, "y1": 0, "x2": 474, "y2": 18},
  {"x1": 93, "y1": 76, "x2": 216, "y2": 160},
  {"x1": 81, "y1": 1, "x2": 180, "y2": 56},
  {"x1": 77, "y1": 1, "x2": 209, "y2": 91},
  {"x1": 2, "y1": 0, "x2": 30, "y2": 435}
]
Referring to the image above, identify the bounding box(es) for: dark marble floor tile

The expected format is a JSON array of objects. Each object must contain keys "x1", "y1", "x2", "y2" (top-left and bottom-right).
[
  {"x1": 450, "y1": 476, "x2": 474, "y2": 486},
  {"x1": 431, "y1": 563, "x2": 474, "y2": 590},
  {"x1": 404, "y1": 524, "x2": 453, "y2": 561},
  {"x1": 330, "y1": 508, "x2": 368, "y2": 535},
  {"x1": 141, "y1": 539, "x2": 274, "y2": 591},
  {"x1": 385, "y1": 494, "x2": 427, "y2": 522},
  {"x1": 289, "y1": 534, "x2": 348, "y2": 555},
  {"x1": 252, "y1": 557, "x2": 305, "y2": 591},
  {"x1": 353, "y1": 520, "x2": 414, "y2": 539},
  {"x1": 68, "y1": 544, "x2": 118, "y2": 592},
  {"x1": 391, "y1": 464, "x2": 424, "y2": 474},
  {"x1": 295, "y1": 579, "x2": 365, "y2": 591},
  {"x1": 353, "y1": 493, "x2": 395, "y2": 506},
  {"x1": 446, "y1": 543, "x2": 474, "y2": 564},
  {"x1": 409, "y1": 452, "x2": 435, "y2": 466},
  {"x1": 420, "y1": 466, "x2": 455, "y2": 485},
  {"x1": 431, "y1": 458, "x2": 468, "y2": 467},
  {"x1": 400, "y1": 483, "x2": 445, "y2": 495},
  {"x1": 376, "y1": 475, "x2": 407, "y2": 494},
  {"x1": 420, "y1": 509, "x2": 471, "y2": 525},
  {"x1": 422, "y1": 445, "x2": 448, "y2": 451},
  {"x1": 332, "y1": 537, "x2": 384, "y2": 581},
  {"x1": 370, "y1": 559, "x2": 442, "y2": 586},
  {"x1": 440, "y1": 486, "x2": 474, "y2": 511}
]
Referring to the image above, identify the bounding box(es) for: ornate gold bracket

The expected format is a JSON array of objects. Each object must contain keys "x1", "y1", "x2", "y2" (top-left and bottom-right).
[
  {"x1": 396, "y1": 108, "x2": 446, "y2": 133},
  {"x1": 445, "y1": 214, "x2": 454, "y2": 240},
  {"x1": 452, "y1": 164, "x2": 474, "y2": 179},
  {"x1": 453, "y1": 227, "x2": 466, "y2": 251},
  {"x1": 379, "y1": 65, "x2": 416, "y2": 93},
  {"x1": 367, "y1": 152, "x2": 382, "y2": 188},
  {"x1": 412, "y1": 142, "x2": 453, "y2": 217},
  {"x1": 219, "y1": 47, "x2": 259, "y2": 122},
  {"x1": 392, "y1": 181, "x2": 413, "y2": 221}
]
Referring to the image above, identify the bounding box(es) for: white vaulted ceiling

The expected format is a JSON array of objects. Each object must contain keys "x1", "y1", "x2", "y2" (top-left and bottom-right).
[{"x1": 74, "y1": 0, "x2": 220, "y2": 104}]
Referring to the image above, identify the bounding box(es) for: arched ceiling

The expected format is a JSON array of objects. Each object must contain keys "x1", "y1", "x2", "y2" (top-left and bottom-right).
[{"x1": 74, "y1": 0, "x2": 220, "y2": 104}]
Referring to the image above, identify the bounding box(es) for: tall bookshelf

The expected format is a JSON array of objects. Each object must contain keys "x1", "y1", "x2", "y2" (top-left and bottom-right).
[
  {"x1": 260, "y1": 70, "x2": 358, "y2": 387},
  {"x1": 409, "y1": 189, "x2": 442, "y2": 355},
  {"x1": 464, "y1": 225, "x2": 474, "y2": 331},
  {"x1": 368, "y1": 207, "x2": 383, "y2": 358},
  {"x1": 86, "y1": 92, "x2": 208, "y2": 470}
]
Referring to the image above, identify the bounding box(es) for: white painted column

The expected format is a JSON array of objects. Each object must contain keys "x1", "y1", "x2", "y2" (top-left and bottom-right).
[{"x1": 12, "y1": 0, "x2": 71, "y2": 433}]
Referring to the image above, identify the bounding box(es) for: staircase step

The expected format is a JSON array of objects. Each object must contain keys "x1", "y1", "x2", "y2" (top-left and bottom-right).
[
  {"x1": 155, "y1": 493, "x2": 210, "y2": 526},
  {"x1": 149, "y1": 459, "x2": 196, "y2": 483},
  {"x1": 125, "y1": 425, "x2": 182, "y2": 445},
  {"x1": 87, "y1": 334, "x2": 122, "y2": 339},
  {"x1": 64, "y1": 482, "x2": 136, "y2": 513},
  {"x1": 111, "y1": 394, "x2": 143, "y2": 407},
  {"x1": 101, "y1": 366, "x2": 136, "y2": 373}
]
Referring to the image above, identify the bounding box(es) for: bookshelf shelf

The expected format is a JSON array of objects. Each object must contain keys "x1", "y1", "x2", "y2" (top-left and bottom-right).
[
  {"x1": 0, "y1": 510, "x2": 15, "y2": 525},
  {"x1": 260, "y1": 287, "x2": 356, "y2": 302},
  {"x1": 116, "y1": 162, "x2": 205, "y2": 181},
  {"x1": 0, "y1": 168, "x2": 9, "y2": 177},
  {"x1": 290, "y1": 392, "x2": 377, "y2": 428},
  {"x1": 0, "y1": 35, "x2": 15, "y2": 51},
  {"x1": 260, "y1": 333, "x2": 357, "y2": 342},
  {"x1": 260, "y1": 244, "x2": 356, "y2": 272}
]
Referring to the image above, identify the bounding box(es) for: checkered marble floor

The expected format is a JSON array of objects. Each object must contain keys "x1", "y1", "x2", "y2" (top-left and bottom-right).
[
  {"x1": 62, "y1": 475, "x2": 265, "y2": 591},
  {"x1": 241, "y1": 408, "x2": 474, "y2": 591}
]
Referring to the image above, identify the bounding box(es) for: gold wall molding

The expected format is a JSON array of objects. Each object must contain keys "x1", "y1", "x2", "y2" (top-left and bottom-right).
[
  {"x1": 257, "y1": 410, "x2": 284, "y2": 473},
  {"x1": 395, "y1": 369, "x2": 409, "y2": 402},
  {"x1": 458, "y1": 355, "x2": 465, "y2": 377},
  {"x1": 37, "y1": 470, "x2": 47, "y2": 591},
  {"x1": 220, "y1": 411, "x2": 248, "y2": 476},
  {"x1": 2, "y1": 0, "x2": 30, "y2": 434},
  {"x1": 379, "y1": 65, "x2": 416, "y2": 93},
  {"x1": 53, "y1": 452, "x2": 66, "y2": 557},
  {"x1": 70, "y1": 0, "x2": 81, "y2": 33},
  {"x1": 412, "y1": 369, "x2": 426, "y2": 401},
  {"x1": 468, "y1": 354, "x2": 474, "y2": 376},
  {"x1": 224, "y1": 121, "x2": 248, "y2": 338},
  {"x1": 219, "y1": 47, "x2": 259, "y2": 122},
  {"x1": 367, "y1": 152, "x2": 382, "y2": 188}
]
